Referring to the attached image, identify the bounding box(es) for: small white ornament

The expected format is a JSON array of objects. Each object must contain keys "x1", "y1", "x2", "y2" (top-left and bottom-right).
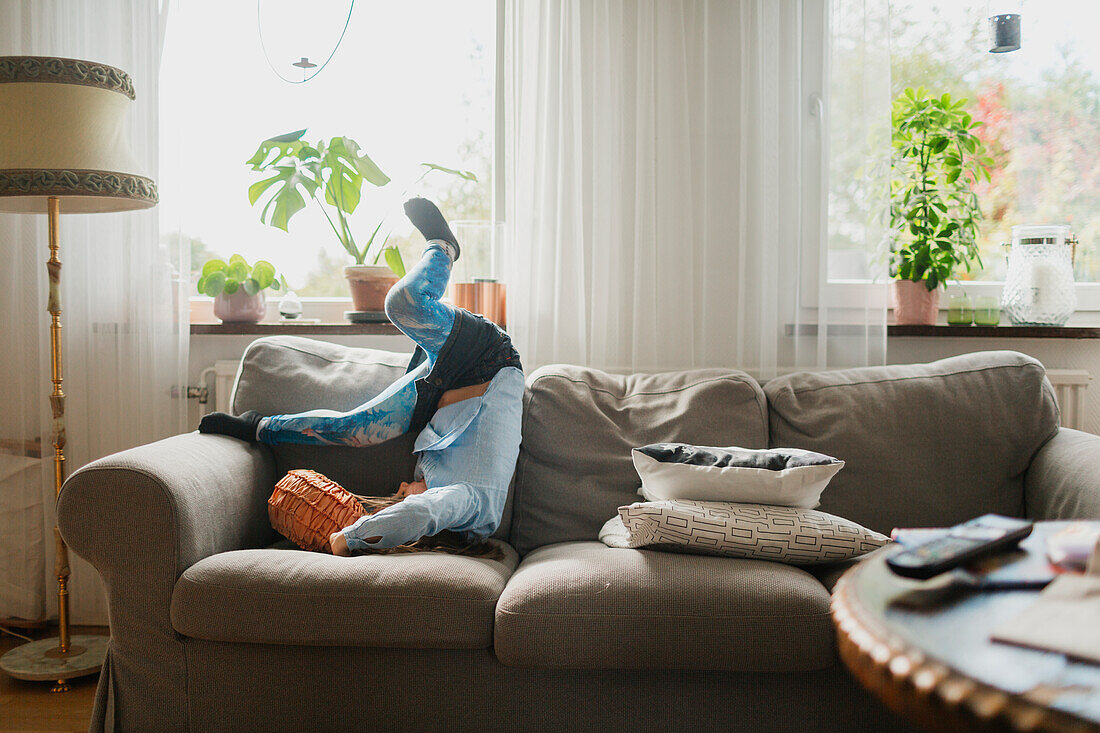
[{"x1": 279, "y1": 290, "x2": 303, "y2": 319}]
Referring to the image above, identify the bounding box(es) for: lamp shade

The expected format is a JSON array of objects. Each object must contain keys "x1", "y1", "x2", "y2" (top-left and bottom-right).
[{"x1": 0, "y1": 56, "x2": 157, "y2": 214}]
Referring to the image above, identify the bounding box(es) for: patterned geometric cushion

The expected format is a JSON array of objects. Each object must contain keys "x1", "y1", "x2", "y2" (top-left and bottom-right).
[{"x1": 599, "y1": 500, "x2": 889, "y2": 564}]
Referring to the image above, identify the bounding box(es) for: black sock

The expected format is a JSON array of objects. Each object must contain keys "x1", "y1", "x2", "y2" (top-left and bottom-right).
[
  {"x1": 199, "y1": 410, "x2": 263, "y2": 443},
  {"x1": 403, "y1": 198, "x2": 460, "y2": 261}
]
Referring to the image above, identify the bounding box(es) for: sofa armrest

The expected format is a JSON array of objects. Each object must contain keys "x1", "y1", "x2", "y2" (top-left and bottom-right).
[
  {"x1": 1024, "y1": 428, "x2": 1100, "y2": 521},
  {"x1": 56, "y1": 432, "x2": 275, "y2": 729},
  {"x1": 59, "y1": 432, "x2": 276, "y2": 578}
]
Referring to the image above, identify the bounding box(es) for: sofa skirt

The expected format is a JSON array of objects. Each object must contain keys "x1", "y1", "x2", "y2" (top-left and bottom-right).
[{"x1": 167, "y1": 640, "x2": 912, "y2": 733}]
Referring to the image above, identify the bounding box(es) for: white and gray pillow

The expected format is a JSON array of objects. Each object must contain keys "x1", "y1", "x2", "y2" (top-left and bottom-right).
[
  {"x1": 632, "y1": 443, "x2": 844, "y2": 508},
  {"x1": 600, "y1": 500, "x2": 889, "y2": 564}
]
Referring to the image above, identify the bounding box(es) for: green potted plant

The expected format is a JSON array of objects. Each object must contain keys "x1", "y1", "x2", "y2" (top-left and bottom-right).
[
  {"x1": 246, "y1": 129, "x2": 474, "y2": 312},
  {"x1": 198, "y1": 255, "x2": 285, "y2": 323},
  {"x1": 888, "y1": 88, "x2": 993, "y2": 324}
]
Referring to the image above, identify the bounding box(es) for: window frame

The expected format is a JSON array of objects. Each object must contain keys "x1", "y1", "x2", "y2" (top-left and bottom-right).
[
  {"x1": 809, "y1": 0, "x2": 1100, "y2": 314},
  {"x1": 799, "y1": 0, "x2": 828, "y2": 309},
  {"x1": 184, "y1": 1, "x2": 505, "y2": 317}
]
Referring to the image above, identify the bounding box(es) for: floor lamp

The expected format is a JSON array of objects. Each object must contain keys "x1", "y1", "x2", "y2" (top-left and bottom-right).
[{"x1": 0, "y1": 56, "x2": 157, "y2": 692}]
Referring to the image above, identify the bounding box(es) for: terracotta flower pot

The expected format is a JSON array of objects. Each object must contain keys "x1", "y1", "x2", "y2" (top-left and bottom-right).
[
  {"x1": 892, "y1": 280, "x2": 940, "y2": 325},
  {"x1": 345, "y1": 265, "x2": 399, "y2": 312},
  {"x1": 213, "y1": 290, "x2": 266, "y2": 323}
]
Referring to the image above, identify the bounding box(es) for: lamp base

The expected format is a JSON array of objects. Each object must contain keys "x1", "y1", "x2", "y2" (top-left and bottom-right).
[{"x1": 0, "y1": 634, "x2": 107, "y2": 692}]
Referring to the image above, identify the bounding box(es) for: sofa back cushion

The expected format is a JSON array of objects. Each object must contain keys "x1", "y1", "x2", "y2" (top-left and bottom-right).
[
  {"x1": 764, "y1": 351, "x2": 1059, "y2": 535},
  {"x1": 509, "y1": 365, "x2": 769, "y2": 555},
  {"x1": 229, "y1": 336, "x2": 421, "y2": 517}
]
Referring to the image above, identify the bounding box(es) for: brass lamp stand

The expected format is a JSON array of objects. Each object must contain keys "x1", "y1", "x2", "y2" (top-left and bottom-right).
[
  {"x1": 1, "y1": 198, "x2": 111, "y2": 692},
  {"x1": 46, "y1": 197, "x2": 73, "y2": 664},
  {"x1": 0, "y1": 56, "x2": 158, "y2": 691}
]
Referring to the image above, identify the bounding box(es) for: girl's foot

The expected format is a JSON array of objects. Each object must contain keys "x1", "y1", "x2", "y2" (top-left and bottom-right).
[
  {"x1": 404, "y1": 198, "x2": 460, "y2": 261},
  {"x1": 198, "y1": 410, "x2": 263, "y2": 443},
  {"x1": 330, "y1": 529, "x2": 383, "y2": 554},
  {"x1": 329, "y1": 531, "x2": 351, "y2": 556}
]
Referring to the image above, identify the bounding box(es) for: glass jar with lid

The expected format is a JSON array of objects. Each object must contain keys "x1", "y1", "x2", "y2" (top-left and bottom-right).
[{"x1": 1000, "y1": 225, "x2": 1077, "y2": 326}]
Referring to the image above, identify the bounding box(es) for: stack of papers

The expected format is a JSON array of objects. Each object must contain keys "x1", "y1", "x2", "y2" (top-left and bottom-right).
[{"x1": 991, "y1": 531, "x2": 1100, "y2": 665}]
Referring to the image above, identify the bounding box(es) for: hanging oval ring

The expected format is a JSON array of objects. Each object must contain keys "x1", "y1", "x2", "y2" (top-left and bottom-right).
[{"x1": 257, "y1": 0, "x2": 355, "y2": 84}]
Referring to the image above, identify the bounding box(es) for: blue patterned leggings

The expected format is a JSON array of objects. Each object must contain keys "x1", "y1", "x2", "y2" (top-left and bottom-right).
[{"x1": 257, "y1": 244, "x2": 457, "y2": 446}]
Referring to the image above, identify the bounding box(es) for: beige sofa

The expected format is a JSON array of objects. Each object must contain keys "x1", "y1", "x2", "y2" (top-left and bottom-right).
[{"x1": 59, "y1": 338, "x2": 1100, "y2": 732}]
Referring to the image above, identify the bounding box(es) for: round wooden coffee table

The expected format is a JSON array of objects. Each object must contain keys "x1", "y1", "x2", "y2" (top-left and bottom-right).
[{"x1": 832, "y1": 526, "x2": 1100, "y2": 733}]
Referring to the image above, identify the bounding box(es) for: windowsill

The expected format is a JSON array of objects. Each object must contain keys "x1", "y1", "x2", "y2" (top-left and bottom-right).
[
  {"x1": 888, "y1": 324, "x2": 1100, "y2": 339},
  {"x1": 190, "y1": 321, "x2": 402, "y2": 336},
  {"x1": 189, "y1": 296, "x2": 395, "y2": 329},
  {"x1": 785, "y1": 323, "x2": 1100, "y2": 338}
]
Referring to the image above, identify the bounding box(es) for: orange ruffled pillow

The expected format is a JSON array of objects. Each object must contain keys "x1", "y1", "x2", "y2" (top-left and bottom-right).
[{"x1": 268, "y1": 469, "x2": 366, "y2": 553}]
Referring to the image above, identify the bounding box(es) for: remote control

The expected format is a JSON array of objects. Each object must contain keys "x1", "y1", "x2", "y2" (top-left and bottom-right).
[{"x1": 886, "y1": 514, "x2": 1034, "y2": 580}]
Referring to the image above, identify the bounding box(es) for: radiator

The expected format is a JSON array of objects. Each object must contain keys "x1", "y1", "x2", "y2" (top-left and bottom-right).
[
  {"x1": 1046, "y1": 369, "x2": 1091, "y2": 431},
  {"x1": 214, "y1": 360, "x2": 241, "y2": 413}
]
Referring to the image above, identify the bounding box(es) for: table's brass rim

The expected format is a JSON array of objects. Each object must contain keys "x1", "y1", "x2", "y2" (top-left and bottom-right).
[{"x1": 831, "y1": 554, "x2": 1097, "y2": 733}]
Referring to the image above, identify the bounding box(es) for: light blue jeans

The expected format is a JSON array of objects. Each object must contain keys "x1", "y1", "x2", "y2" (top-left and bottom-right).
[{"x1": 256, "y1": 243, "x2": 456, "y2": 447}]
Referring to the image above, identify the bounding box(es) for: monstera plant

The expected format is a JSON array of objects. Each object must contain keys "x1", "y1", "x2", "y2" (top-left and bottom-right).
[
  {"x1": 246, "y1": 129, "x2": 402, "y2": 273},
  {"x1": 246, "y1": 129, "x2": 475, "y2": 312}
]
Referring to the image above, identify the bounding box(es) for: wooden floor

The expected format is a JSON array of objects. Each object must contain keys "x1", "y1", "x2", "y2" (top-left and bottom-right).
[{"x1": 0, "y1": 626, "x2": 102, "y2": 733}]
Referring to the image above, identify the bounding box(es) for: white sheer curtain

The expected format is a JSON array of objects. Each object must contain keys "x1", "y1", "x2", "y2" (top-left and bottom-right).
[
  {"x1": 503, "y1": 0, "x2": 889, "y2": 375},
  {"x1": 0, "y1": 0, "x2": 184, "y2": 625}
]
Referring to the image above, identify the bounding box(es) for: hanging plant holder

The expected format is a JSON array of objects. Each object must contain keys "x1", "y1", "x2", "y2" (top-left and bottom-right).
[
  {"x1": 989, "y1": 13, "x2": 1021, "y2": 53},
  {"x1": 987, "y1": 1, "x2": 1022, "y2": 53},
  {"x1": 257, "y1": 0, "x2": 355, "y2": 84}
]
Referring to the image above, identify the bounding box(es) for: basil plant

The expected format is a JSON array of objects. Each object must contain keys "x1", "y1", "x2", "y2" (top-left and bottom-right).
[{"x1": 889, "y1": 88, "x2": 994, "y2": 290}]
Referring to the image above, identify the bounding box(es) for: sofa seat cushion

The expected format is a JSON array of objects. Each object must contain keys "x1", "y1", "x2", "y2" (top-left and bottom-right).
[
  {"x1": 171, "y1": 543, "x2": 518, "y2": 649},
  {"x1": 494, "y1": 541, "x2": 834, "y2": 672}
]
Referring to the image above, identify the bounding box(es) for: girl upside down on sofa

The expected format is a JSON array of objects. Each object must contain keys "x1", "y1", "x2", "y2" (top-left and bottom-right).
[{"x1": 199, "y1": 198, "x2": 524, "y2": 556}]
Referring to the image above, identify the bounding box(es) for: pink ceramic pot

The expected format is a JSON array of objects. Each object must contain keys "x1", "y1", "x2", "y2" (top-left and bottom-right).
[
  {"x1": 213, "y1": 290, "x2": 266, "y2": 323},
  {"x1": 892, "y1": 280, "x2": 940, "y2": 325}
]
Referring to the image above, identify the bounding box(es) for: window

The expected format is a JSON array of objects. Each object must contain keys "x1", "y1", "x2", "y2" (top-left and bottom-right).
[
  {"x1": 160, "y1": 0, "x2": 496, "y2": 297},
  {"x1": 829, "y1": 0, "x2": 1100, "y2": 288}
]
